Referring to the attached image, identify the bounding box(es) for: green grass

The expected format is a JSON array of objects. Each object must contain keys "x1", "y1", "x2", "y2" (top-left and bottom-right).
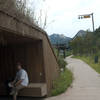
[
  {"x1": 53, "y1": 48, "x2": 58, "y2": 57},
  {"x1": 53, "y1": 47, "x2": 72, "y2": 57},
  {"x1": 51, "y1": 47, "x2": 73, "y2": 96},
  {"x1": 51, "y1": 68, "x2": 73, "y2": 96},
  {"x1": 58, "y1": 56, "x2": 67, "y2": 71},
  {"x1": 65, "y1": 50, "x2": 72, "y2": 57},
  {"x1": 74, "y1": 56, "x2": 100, "y2": 74}
]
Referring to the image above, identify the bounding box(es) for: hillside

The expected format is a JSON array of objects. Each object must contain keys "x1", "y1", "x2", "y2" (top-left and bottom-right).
[
  {"x1": 74, "y1": 30, "x2": 87, "y2": 38},
  {"x1": 71, "y1": 27, "x2": 100, "y2": 55},
  {"x1": 49, "y1": 34, "x2": 72, "y2": 46}
]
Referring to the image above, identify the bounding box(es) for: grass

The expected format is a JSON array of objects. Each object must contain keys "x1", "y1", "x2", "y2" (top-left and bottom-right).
[
  {"x1": 53, "y1": 47, "x2": 72, "y2": 58},
  {"x1": 73, "y1": 56, "x2": 100, "y2": 74},
  {"x1": 53, "y1": 48, "x2": 58, "y2": 57},
  {"x1": 58, "y1": 56, "x2": 67, "y2": 71},
  {"x1": 51, "y1": 68, "x2": 73, "y2": 96},
  {"x1": 65, "y1": 50, "x2": 72, "y2": 57},
  {"x1": 51, "y1": 48, "x2": 73, "y2": 96}
]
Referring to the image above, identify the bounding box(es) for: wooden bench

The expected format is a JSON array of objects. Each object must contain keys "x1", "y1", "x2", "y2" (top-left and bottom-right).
[{"x1": 19, "y1": 83, "x2": 47, "y2": 97}]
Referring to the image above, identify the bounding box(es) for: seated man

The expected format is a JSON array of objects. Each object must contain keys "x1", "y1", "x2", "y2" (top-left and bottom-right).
[{"x1": 9, "y1": 62, "x2": 29, "y2": 100}]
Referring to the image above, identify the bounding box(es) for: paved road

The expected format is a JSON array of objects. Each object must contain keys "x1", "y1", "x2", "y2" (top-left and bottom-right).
[{"x1": 46, "y1": 56, "x2": 100, "y2": 100}]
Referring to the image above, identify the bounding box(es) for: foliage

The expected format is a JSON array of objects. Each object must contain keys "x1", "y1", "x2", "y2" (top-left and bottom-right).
[
  {"x1": 51, "y1": 68, "x2": 73, "y2": 96},
  {"x1": 74, "y1": 56, "x2": 100, "y2": 73},
  {"x1": 70, "y1": 27, "x2": 100, "y2": 56},
  {"x1": 53, "y1": 48, "x2": 58, "y2": 57},
  {"x1": 0, "y1": 0, "x2": 47, "y2": 29},
  {"x1": 70, "y1": 32, "x2": 93, "y2": 55},
  {"x1": 65, "y1": 50, "x2": 72, "y2": 57},
  {"x1": 58, "y1": 57, "x2": 67, "y2": 71},
  {"x1": 53, "y1": 47, "x2": 72, "y2": 71},
  {"x1": 51, "y1": 48, "x2": 73, "y2": 96},
  {"x1": 53, "y1": 48, "x2": 72, "y2": 71}
]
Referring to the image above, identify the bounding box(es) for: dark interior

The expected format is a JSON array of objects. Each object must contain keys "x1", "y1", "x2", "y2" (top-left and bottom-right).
[{"x1": 0, "y1": 31, "x2": 46, "y2": 95}]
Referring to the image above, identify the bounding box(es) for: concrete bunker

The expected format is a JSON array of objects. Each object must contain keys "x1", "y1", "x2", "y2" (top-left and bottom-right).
[
  {"x1": 0, "y1": 8, "x2": 59, "y2": 97},
  {"x1": 0, "y1": 30, "x2": 47, "y2": 97}
]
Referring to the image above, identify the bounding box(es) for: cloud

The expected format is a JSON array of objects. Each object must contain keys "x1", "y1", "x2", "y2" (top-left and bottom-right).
[{"x1": 29, "y1": 0, "x2": 100, "y2": 37}]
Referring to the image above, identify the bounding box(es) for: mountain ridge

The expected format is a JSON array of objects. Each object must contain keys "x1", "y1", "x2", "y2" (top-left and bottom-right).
[
  {"x1": 49, "y1": 33, "x2": 72, "y2": 46},
  {"x1": 74, "y1": 30, "x2": 87, "y2": 38}
]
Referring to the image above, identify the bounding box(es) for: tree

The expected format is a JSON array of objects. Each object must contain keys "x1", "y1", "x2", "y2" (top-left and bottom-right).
[{"x1": 70, "y1": 27, "x2": 100, "y2": 56}]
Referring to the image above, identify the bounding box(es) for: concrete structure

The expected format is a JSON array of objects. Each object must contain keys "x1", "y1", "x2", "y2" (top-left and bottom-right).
[{"x1": 0, "y1": 5, "x2": 59, "y2": 97}]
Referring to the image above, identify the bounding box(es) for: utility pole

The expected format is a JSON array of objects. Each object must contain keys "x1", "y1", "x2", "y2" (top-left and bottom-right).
[
  {"x1": 78, "y1": 13, "x2": 95, "y2": 32},
  {"x1": 91, "y1": 13, "x2": 95, "y2": 32}
]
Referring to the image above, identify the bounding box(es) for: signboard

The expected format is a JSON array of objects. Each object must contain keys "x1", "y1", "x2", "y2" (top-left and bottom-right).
[{"x1": 84, "y1": 15, "x2": 91, "y2": 18}]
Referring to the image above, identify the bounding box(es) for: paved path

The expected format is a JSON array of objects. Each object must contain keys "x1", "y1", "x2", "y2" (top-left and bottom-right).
[{"x1": 46, "y1": 56, "x2": 100, "y2": 100}]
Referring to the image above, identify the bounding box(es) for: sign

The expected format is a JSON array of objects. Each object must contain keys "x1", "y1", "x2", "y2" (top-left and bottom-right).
[{"x1": 84, "y1": 15, "x2": 91, "y2": 18}]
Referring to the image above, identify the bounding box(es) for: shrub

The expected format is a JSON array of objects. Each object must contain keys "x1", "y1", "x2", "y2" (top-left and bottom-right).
[
  {"x1": 51, "y1": 68, "x2": 73, "y2": 96},
  {"x1": 58, "y1": 57, "x2": 67, "y2": 71}
]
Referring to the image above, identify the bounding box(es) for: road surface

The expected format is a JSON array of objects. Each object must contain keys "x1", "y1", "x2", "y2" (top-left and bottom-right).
[{"x1": 46, "y1": 56, "x2": 100, "y2": 100}]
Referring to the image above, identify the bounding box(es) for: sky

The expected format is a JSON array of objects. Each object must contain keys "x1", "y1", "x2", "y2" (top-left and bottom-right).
[{"x1": 28, "y1": 0, "x2": 100, "y2": 38}]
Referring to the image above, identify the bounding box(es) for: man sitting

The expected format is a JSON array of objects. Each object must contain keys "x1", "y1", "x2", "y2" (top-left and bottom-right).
[{"x1": 9, "y1": 63, "x2": 29, "y2": 100}]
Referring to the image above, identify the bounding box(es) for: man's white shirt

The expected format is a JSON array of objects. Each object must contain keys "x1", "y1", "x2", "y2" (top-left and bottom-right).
[{"x1": 16, "y1": 69, "x2": 29, "y2": 86}]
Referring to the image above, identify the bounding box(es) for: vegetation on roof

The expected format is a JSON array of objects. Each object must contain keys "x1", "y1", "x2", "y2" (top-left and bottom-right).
[{"x1": 0, "y1": 0, "x2": 47, "y2": 29}]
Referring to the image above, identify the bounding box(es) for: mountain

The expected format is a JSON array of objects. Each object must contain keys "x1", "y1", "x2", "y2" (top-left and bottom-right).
[
  {"x1": 74, "y1": 30, "x2": 87, "y2": 38},
  {"x1": 49, "y1": 34, "x2": 72, "y2": 46}
]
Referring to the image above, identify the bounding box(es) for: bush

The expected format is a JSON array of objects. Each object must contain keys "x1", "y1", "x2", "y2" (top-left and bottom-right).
[
  {"x1": 65, "y1": 50, "x2": 72, "y2": 57},
  {"x1": 58, "y1": 57, "x2": 67, "y2": 71},
  {"x1": 51, "y1": 68, "x2": 73, "y2": 96},
  {"x1": 51, "y1": 48, "x2": 73, "y2": 96}
]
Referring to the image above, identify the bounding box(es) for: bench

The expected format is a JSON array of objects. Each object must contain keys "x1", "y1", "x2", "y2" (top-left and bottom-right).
[{"x1": 19, "y1": 83, "x2": 47, "y2": 97}]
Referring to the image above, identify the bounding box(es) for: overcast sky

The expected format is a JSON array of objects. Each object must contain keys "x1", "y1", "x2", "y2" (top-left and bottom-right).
[{"x1": 29, "y1": 0, "x2": 100, "y2": 38}]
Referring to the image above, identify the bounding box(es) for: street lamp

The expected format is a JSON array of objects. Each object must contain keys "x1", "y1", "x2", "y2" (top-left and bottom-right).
[{"x1": 78, "y1": 13, "x2": 95, "y2": 32}]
